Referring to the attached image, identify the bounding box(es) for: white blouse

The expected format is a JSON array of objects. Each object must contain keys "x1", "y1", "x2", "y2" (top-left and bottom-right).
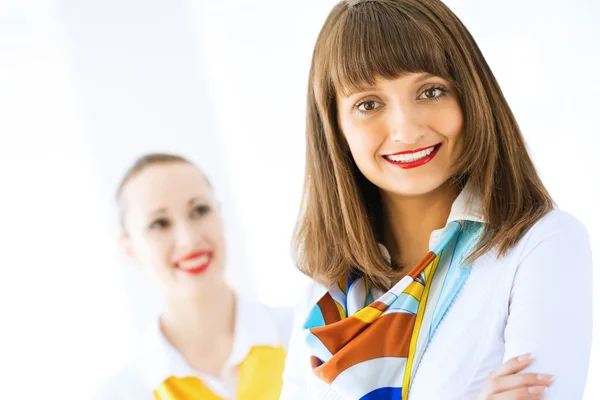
[
  {"x1": 94, "y1": 296, "x2": 293, "y2": 399},
  {"x1": 280, "y1": 189, "x2": 593, "y2": 400}
]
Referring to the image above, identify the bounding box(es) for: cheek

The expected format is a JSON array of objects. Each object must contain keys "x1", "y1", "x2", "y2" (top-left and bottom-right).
[
  {"x1": 138, "y1": 236, "x2": 172, "y2": 266},
  {"x1": 341, "y1": 119, "x2": 382, "y2": 164},
  {"x1": 433, "y1": 102, "x2": 464, "y2": 143},
  {"x1": 198, "y1": 215, "x2": 226, "y2": 248},
  {"x1": 212, "y1": 220, "x2": 227, "y2": 248}
]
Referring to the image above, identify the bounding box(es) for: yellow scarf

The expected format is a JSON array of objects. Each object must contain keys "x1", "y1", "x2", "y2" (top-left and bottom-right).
[{"x1": 153, "y1": 345, "x2": 286, "y2": 400}]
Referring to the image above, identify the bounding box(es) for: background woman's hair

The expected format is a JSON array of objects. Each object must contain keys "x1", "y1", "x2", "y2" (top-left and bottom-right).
[
  {"x1": 116, "y1": 153, "x2": 211, "y2": 230},
  {"x1": 293, "y1": 0, "x2": 554, "y2": 290}
]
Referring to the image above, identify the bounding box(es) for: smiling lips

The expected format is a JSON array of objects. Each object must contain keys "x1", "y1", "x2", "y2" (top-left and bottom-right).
[
  {"x1": 175, "y1": 250, "x2": 212, "y2": 275},
  {"x1": 383, "y1": 143, "x2": 442, "y2": 169}
]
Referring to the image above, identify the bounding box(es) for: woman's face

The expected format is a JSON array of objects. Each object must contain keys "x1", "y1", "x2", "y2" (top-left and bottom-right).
[
  {"x1": 121, "y1": 162, "x2": 226, "y2": 298},
  {"x1": 336, "y1": 72, "x2": 464, "y2": 198}
]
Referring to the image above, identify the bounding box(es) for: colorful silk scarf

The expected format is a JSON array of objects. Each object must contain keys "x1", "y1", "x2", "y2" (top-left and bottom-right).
[
  {"x1": 304, "y1": 220, "x2": 484, "y2": 399},
  {"x1": 153, "y1": 345, "x2": 286, "y2": 400}
]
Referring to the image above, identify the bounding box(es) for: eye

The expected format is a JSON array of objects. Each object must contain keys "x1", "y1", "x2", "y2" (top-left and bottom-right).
[
  {"x1": 418, "y1": 85, "x2": 449, "y2": 101},
  {"x1": 354, "y1": 100, "x2": 382, "y2": 114},
  {"x1": 149, "y1": 218, "x2": 170, "y2": 230},
  {"x1": 191, "y1": 204, "x2": 211, "y2": 218}
]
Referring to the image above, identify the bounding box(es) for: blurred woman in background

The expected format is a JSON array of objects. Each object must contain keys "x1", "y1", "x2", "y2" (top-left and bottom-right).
[{"x1": 95, "y1": 153, "x2": 292, "y2": 400}]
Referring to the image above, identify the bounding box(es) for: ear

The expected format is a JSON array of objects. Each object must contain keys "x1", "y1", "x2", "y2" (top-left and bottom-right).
[{"x1": 120, "y1": 231, "x2": 137, "y2": 262}]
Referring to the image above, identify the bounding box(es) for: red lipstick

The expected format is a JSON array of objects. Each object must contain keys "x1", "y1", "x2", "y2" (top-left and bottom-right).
[
  {"x1": 383, "y1": 143, "x2": 441, "y2": 169},
  {"x1": 175, "y1": 250, "x2": 212, "y2": 275}
]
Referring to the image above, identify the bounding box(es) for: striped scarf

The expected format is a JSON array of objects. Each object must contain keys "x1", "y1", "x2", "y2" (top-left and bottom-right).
[{"x1": 303, "y1": 221, "x2": 483, "y2": 399}]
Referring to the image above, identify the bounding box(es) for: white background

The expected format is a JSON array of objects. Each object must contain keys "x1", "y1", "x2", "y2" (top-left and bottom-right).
[{"x1": 0, "y1": 0, "x2": 598, "y2": 398}]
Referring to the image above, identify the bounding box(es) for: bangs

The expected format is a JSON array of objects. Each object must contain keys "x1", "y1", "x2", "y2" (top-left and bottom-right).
[{"x1": 328, "y1": 2, "x2": 453, "y2": 96}]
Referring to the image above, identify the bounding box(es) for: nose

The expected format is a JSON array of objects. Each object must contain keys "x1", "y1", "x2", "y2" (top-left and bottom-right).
[
  {"x1": 174, "y1": 220, "x2": 199, "y2": 250},
  {"x1": 387, "y1": 104, "x2": 424, "y2": 145}
]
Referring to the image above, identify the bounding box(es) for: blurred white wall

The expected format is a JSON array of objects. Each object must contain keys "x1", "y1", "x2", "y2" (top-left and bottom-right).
[
  {"x1": 0, "y1": 0, "x2": 598, "y2": 398},
  {"x1": 0, "y1": 2, "x2": 131, "y2": 396},
  {"x1": 55, "y1": 0, "x2": 257, "y2": 333}
]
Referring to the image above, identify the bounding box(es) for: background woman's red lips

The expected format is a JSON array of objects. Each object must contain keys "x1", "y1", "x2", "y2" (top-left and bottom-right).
[
  {"x1": 176, "y1": 250, "x2": 211, "y2": 264},
  {"x1": 175, "y1": 251, "x2": 213, "y2": 275}
]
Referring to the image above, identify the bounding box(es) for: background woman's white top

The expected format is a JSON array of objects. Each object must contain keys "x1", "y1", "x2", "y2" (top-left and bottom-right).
[
  {"x1": 281, "y1": 188, "x2": 593, "y2": 400},
  {"x1": 95, "y1": 297, "x2": 293, "y2": 399}
]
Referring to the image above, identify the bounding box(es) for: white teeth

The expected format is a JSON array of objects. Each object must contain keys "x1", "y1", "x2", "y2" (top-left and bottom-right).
[
  {"x1": 385, "y1": 146, "x2": 436, "y2": 163},
  {"x1": 178, "y1": 255, "x2": 209, "y2": 270}
]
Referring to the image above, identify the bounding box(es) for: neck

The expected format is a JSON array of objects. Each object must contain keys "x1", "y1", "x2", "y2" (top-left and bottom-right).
[
  {"x1": 160, "y1": 280, "x2": 236, "y2": 360},
  {"x1": 381, "y1": 182, "x2": 461, "y2": 269}
]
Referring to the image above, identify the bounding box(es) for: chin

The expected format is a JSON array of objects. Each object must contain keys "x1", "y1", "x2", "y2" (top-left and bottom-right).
[
  {"x1": 166, "y1": 282, "x2": 214, "y2": 299},
  {"x1": 381, "y1": 178, "x2": 448, "y2": 198}
]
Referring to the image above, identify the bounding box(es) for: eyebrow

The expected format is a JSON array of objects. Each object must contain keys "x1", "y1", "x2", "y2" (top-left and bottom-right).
[
  {"x1": 147, "y1": 197, "x2": 207, "y2": 217},
  {"x1": 188, "y1": 196, "x2": 207, "y2": 205},
  {"x1": 414, "y1": 72, "x2": 438, "y2": 83},
  {"x1": 149, "y1": 207, "x2": 167, "y2": 217},
  {"x1": 344, "y1": 85, "x2": 377, "y2": 98},
  {"x1": 344, "y1": 72, "x2": 441, "y2": 98}
]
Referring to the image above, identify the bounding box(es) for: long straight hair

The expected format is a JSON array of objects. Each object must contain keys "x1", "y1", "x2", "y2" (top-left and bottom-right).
[{"x1": 294, "y1": 0, "x2": 554, "y2": 290}]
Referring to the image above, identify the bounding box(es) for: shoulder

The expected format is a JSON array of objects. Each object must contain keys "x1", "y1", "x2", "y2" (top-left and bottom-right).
[
  {"x1": 239, "y1": 296, "x2": 296, "y2": 348},
  {"x1": 477, "y1": 210, "x2": 592, "y2": 279},
  {"x1": 93, "y1": 322, "x2": 169, "y2": 400},
  {"x1": 465, "y1": 210, "x2": 591, "y2": 304},
  {"x1": 524, "y1": 209, "x2": 588, "y2": 239},
  {"x1": 279, "y1": 280, "x2": 328, "y2": 348},
  {"x1": 492, "y1": 209, "x2": 593, "y2": 298},
  {"x1": 288, "y1": 280, "x2": 328, "y2": 331},
  {"x1": 93, "y1": 362, "x2": 148, "y2": 400},
  {"x1": 263, "y1": 303, "x2": 295, "y2": 348},
  {"x1": 293, "y1": 280, "x2": 327, "y2": 316},
  {"x1": 515, "y1": 210, "x2": 590, "y2": 262}
]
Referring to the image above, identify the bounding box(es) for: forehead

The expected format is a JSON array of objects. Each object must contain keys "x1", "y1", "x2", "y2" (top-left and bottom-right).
[{"x1": 122, "y1": 163, "x2": 212, "y2": 213}]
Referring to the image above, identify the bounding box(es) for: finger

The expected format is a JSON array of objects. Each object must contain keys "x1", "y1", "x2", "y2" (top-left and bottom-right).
[
  {"x1": 488, "y1": 373, "x2": 554, "y2": 394},
  {"x1": 488, "y1": 354, "x2": 534, "y2": 378},
  {"x1": 490, "y1": 385, "x2": 548, "y2": 400}
]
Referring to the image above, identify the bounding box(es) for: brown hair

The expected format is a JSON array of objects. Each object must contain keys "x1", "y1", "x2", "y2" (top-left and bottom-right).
[
  {"x1": 116, "y1": 153, "x2": 210, "y2": 230},
  {"x1": 293, "y1": 0, "x2": 554, "y2": 290}
]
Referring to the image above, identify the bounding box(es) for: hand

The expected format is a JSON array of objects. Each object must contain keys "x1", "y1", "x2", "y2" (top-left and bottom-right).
[{"x1": 476, "y1": 354, "x2": 554, "y2": 399}]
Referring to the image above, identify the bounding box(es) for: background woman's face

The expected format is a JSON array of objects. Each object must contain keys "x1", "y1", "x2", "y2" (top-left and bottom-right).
[{"x1": 121, "y1": 162, "x2": 227, "y2": 298}]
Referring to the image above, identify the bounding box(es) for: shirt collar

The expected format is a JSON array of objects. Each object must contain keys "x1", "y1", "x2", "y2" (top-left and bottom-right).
[
  {"x1": 445, "y1": 182, "x2": 485, "y2": 225},
  {"x1": 138, "y1": 294, "x2": 281, "y2": 389},
  {"x1": 225, "y1": 295, "x2": 281, "y2": 367}
]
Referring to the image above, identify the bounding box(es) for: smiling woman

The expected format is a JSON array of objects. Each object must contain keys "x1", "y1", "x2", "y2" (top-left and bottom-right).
[
  {"x1": 337, "y1": 73, "x2": 464, "y2": 199},
  {"x1": 95, "y1": 153, "x2": 293, "y2": 400},
  {"x1": 281, "y1": 0, "x2": 593, "y2": 399},
  {"x1": 116, "y1": 154, "x2": 226, "y2": 297}
]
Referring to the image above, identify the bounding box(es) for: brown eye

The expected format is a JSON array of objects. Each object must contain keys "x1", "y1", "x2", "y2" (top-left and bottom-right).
[
  {"x1": 418, "y1": 86, "x2": 448, "y2": 100},
  {"x1": 149, "y1": 218, "x2": 170, "y2": 230},
  {"x1": 423, "y1": 89, "x2": 438, "y2": 98},
  {"x1": 191, "y1": 204, "x2": 211, "y2": 218},
  {"x1": 356, "y1": 100, "x2": 382, "y2": 113}
]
